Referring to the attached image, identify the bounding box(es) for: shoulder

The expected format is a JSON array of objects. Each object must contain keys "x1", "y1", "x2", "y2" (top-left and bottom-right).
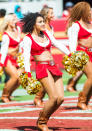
[
  {"x1": 23, "y1": 35, "x2": 32, "y2": 45},
  {"x1": 2, "y1": 34, "x2": 9, "y2": 40},
  {"x1": 72, "y1": 23, "x2": 80, "y2": 28},
  {"x1": 68, "y1": 23, "x2": 80, "y2": 32},
  {"x1": 23, "y1": 35, "x2": 31, "y2": 41}
]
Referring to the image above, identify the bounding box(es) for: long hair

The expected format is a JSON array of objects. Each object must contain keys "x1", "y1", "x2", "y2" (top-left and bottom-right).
[
  {"x1": 21, "y1": 12, "x2": 43, "y2": 33},
  {"x1": 68, "y1": 2, "x2": 91, "y2": 28},
  {"x1": 40, "y1": 6, "x2": 53, "y2": 22},
  {"x1": 0, "y1": 14, "x2": 14, "y2": 33}
]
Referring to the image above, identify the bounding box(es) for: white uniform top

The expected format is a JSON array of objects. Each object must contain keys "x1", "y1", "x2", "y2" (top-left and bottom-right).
[
  {"x1": 68, "y1": 23, "x2": 92, "y2": 53},
  {"x1": 0, "y1": 26, "x2": 21, "y2": 65}
]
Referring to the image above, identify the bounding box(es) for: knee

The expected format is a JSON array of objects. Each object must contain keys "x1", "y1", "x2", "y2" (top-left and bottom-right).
[
  {"x1": 50, "y1": 96, "x2": 58, "y2": 105},
  {"x1": 50, "y1": 95, "x2": 64, "y2": 105},
  {"x1": 57, "y1": 96, "x2": 64, "y2": 105}
]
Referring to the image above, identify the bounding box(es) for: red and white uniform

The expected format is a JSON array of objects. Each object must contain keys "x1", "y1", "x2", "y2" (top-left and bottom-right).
[
  {"x1": 23, "y1": 30, "x2": 70, "y2": 79},
  {"x1": 68, "y1": 21, "x2": 92, "y2": 62},
  {"x1": 0, "y1": 26, "x2": 21, "y2": 67}
]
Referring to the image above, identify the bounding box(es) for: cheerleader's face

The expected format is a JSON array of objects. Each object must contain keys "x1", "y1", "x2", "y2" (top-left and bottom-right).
[
  {"x1": 8, "y1": 14, "x2": 18, "y2": 28},
  {"x1": 47, "y1": 8, "x2": 54, "y2": 21},
  {"x1": 35, "y1": 16, "x2": 45, "y2": 31}
]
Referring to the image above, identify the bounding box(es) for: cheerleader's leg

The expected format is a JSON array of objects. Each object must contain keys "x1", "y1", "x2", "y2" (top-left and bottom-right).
[
  {"x1": 77, "y1": 61, "x2": 92, "y2": 110},
  {"x1": 1, "y1": 60, "x2": 19, "y2": 103},
  {"x1": 37, "y1": 70, "x2": 64, "y2": 131}
]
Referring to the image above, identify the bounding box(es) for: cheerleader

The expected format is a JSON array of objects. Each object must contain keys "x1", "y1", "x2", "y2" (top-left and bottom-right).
[
  {"x1": 0, "y1": 13, "x2": 22, "y2": 102},
  {"x1": 67, "y1": 2, "x2": 92, "y2": 110},
  {"x1": 34, "y1": 6, "x2": 54, "y2": 107},
  {"x1": 22, "y1": 12, "x2": 70, "y2": 131}
]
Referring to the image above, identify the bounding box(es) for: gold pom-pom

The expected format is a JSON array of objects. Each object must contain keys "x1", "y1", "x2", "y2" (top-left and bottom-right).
[
  {"x1": 0, "y1": 68, "x2": 4, "y2": 76},
  {"x1": 17, "y1": 53, "x2": 24, "y2": 68},
  {"x1": 19, "y1": 72, "x2": 28, "y2": 89},
  {"x1": 62, "y1": 51, "x2": 89, "y2": 76},
  {"x1": 17, "y1": 53, "x2": 41, "y2": 94},
  {"x1": 19, "y1": 72, "x2": 41, "y2": 95}
]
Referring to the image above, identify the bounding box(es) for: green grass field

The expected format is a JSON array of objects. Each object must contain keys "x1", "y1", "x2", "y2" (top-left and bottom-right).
[
  {"x1": 0, "y1": 70, "x2": 87, "y2": 87},
  {"x1": 0, "y1": 70, "x2": 86, "y2": 103}
]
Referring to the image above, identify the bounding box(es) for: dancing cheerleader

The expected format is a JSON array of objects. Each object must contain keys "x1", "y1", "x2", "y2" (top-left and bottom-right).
[
  {"x1": 67, "y1": 2, "x2": 92, "y2": 110},
  {"x1": 34, "y1": 6, "x2": 54, "y2": 107},
  {"x1": 22, "y1": 12, "x2": 70, "y2": 131},
  {"x1": 0, "y1": 13, "x2": 22, "y2": 102}
]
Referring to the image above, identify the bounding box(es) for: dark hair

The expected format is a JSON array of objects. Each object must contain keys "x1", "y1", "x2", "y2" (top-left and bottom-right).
[
  {"x1": 21, "y1": 12, "x2": 43, "y2": 33},
  {"x1": 0, "y1": 9, "x2": 6, "y2": 17},
  {"x1": 8, "y1": 13, "x2": 14, "y2": 15}
]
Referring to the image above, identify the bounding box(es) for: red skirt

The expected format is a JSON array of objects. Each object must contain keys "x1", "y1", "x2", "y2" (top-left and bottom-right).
[
  {"x1": 77, "y1": 45, "x2": 92, "y2": 62},
  {"x1": 4, "y1": 55, "x2": 19, "y2": 68},
  {"x1": 35, "y1": 61, "x2": 62, "y2": 79}
]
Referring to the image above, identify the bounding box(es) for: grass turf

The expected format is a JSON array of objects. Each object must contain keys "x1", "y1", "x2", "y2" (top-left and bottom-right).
[{"x1": 0, "y1": 70, "x2": 86, "y2": 105}]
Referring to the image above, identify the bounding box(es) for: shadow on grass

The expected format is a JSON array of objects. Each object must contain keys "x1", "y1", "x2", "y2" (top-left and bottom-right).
[
  {"x1": 64, "y1": 127, "x2": 80, "y2": 130},
  {"x1": 15, "y1": 126, "x2": 61, "y2": 131},
  {"x1": 64, "y1": 106, "x2": 78, "y2": 110}
]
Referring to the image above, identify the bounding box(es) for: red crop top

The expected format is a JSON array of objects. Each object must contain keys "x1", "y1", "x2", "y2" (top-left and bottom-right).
[
  {"x1": 4, "y1": 32, "x2": 19, "y2": 48},
  {"x1": 76, "y1": 21, "x2": 92, "y2": 39},
  {"x1": 26, "y1": 31, "x2": 52, "y2": 56}
]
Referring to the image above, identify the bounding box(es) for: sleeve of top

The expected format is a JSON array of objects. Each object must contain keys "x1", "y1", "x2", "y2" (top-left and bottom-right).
[
  {"x1": 46, "y1": 30, "x2": 70, "y2": 55},
  {"x1": 0, "y1": 35, "x2": 9, "y2": 64},
  {"x1": 19, "y1": 41, "x2": 24, "y2": 53},
  {"x1": 23, "y1": 36, "x2": 32, "y2": 72},
  {"x1": 67, "y1": 23, "x2": 80, "y2": 52},
  {"x1": 17, "y1": 26, "x2": 21, "y2": 34}
]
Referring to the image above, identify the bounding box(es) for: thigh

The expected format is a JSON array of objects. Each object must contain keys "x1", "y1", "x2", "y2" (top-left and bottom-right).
[
  {"x1": 4, "y1": 60, "x2": 18, "y2": 77},
  {"x1": 83, "y1": 61, "x2": 92, "y2": 78},
  {"x1": 54, "y1": 76, "x2": 64, "y2": 98},
  {"x1": 39, "y1": 70, "x2": 57, "y2": 99}
]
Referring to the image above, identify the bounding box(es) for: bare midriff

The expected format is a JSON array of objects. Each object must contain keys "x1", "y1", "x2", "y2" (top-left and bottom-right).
[
  {"x1": 8, "y1": 46, "x2": 19, "y2": 57},
  {"x1": 78, "y1": 36, "x2": 92, "y2": 48},
  {"x1": 33, "y1": 51, "x2": 54, "y2": 62}
]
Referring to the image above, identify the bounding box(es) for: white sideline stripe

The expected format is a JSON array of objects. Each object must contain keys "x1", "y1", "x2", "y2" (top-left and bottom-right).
[
  {"x1": 0, "y1": 102, "x2": 78, "y2": 109},
  {"x1": 62, "y1": 110, "x2": 92, "y2": 113},
  {"x1": 0, "y1": 108, "x2": 41, "y2": 114},
  {"x1": 0, "y1": 96, "x2": 79, "y2": 106},
  {"x1": 0, "y1": 107, "x2": 92, "y2": 114},
  {"x1": 0, "y1": 99, "x2": 48, "y2": 106},
  {"x1": 0, "y1": 105, "x2": 41, "y2": 109},
  {"x1": 0, "y1": 100, "x2": 34, "y2": 105},
  {"x1": 0, "y1": 116, "x2": 92, "y2": 120},
  {"x1": 0, "y1": 129, "x2": 24, "y2": 131}
]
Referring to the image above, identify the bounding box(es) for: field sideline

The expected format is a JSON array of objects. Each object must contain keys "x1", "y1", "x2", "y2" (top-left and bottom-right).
[{"x1": 0, "y1": 70, "x2": 91, "y2": 131}]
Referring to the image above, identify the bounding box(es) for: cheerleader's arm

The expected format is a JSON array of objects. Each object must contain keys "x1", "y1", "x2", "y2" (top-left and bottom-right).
[
  {"x1": 19, "y1": 41, "x2": 24, "y2": 53},
  {"x1": 67, "y1": 23, "x2": 80, "y2": 53},
  {"x1": 46, "y1": 30, "x2": 70, "y2": 55},
  {"x1": 0, "y1": 35, "x2": 9, "y2": 66},
  {"x1": 23, "y1": 36, "x2": 32, "y2": 73}
]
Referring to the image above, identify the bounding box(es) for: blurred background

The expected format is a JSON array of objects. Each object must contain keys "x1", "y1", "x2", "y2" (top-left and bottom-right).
[
  {"x1": 0, "y1": 0, "x2": 92, "y2": 39},
  {"x1": 0, "y1": 0, "x2": 91, "y2": 17}
]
